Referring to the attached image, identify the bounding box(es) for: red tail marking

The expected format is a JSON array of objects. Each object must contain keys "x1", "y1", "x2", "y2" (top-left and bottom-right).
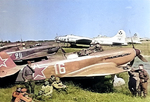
[{"x1": 0, "y1": 52, "x2": 16, "y2": 69}]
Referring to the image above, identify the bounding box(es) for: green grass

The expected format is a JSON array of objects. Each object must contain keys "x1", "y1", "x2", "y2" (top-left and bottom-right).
[
  {"x1": 1, "y1": 77, "x2": 150, "y2": 102},
  {"x1": 62, "y1": 41, "x2": 150, "y2": 56},
  {"x1": 1, "y1": 42, "x2": 150, "y2": 102},
  {"x1": 102, "y1": 41, "x2": 150, "y2": 56},
  {"x1": 2, "y1": 73, "x2": 150, "y2": 102}
]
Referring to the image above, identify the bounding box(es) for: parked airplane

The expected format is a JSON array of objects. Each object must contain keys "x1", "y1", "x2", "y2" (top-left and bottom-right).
[
  {"x1": 0, "y1": 45, "x2": 147, "y2": 86},
  {"x1": 91, "y1": 30, "x2": 127, "y2": 45},
  {"x1": 55, "y1": 34, "x2": 92, "y2": 46},
  {"x1": 0, "y1": 43, "x2": 21, "y2": 52},
  {"x1": 126, "y1": 33, "x2": 142, "y2": 44},
  {"x1": 7, "y1": 45, "x2": 60, "y2": 63},
  {"x1": 55, "y1": 30, "x2": 127, "y2": 47},
  {"x1": 140, "y1": 37, "x2": 150, "y2": 41}
]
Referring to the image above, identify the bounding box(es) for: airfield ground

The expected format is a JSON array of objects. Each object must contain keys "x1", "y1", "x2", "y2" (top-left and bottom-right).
[{"x1": 0, "y1": 41, "x2": 150, "y2": 102}]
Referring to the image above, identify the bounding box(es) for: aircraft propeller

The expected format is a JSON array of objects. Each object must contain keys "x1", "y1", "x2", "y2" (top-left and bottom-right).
[
  {"x1": 129, "y1": 47, "x2": 148, "y2": 66},
  {"x1": 137, "y1": 54, "x2": 148, "y2": 62},
  {"x1": 129, "y1": 31, "x2": 148, "y2": 66},
  {"x1": 131, "y1": 38, "x2": 135, "y2": 49},
  {"x1": 129, "y1": 59, "x2": 134, "y2": 67}
]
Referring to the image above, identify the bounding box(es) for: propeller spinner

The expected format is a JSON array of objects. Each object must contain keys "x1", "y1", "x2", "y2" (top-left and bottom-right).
[{"x1": 130, "y1": 48, "x2": 148, "y2": 66}]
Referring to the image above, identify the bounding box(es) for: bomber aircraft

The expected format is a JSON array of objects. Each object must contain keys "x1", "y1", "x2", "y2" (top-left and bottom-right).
[
  {"x1": 126, "y1": 33, "x2": 142, "y2": 44},
  {"x1": 0, "y1": 45, "x2": 147, "y2": 86},
  {"x1": 91, "y1": 30, "x2": 127, "y2": 46},
  {"x1": 55, "y1": 34, "x2": 92, "y2": 47},
  {"x1": 55, "y1": 30, "x2": 127, "y2": 47}
]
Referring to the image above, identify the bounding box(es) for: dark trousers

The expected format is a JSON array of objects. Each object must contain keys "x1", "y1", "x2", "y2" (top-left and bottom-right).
[
  {"x1": 25, "y1": 79, "x2": 35, "y2": 94},
  {"x1": 128, "y1": 78, "x2": 138, "y2": 96}
]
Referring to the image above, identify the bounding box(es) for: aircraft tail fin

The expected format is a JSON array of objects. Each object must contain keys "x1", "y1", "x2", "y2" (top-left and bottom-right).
[
  {"x1": 112, "y1": 30, "x2": 127, "y2": 45},
  {"x1": 0, "y1": 51, "x2": 21, "y2": 78}
]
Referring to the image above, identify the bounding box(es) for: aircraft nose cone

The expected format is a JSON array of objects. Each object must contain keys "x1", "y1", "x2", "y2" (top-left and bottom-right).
[{"x1": 135, "y1": 49, "x2": 141, "y2": 56}]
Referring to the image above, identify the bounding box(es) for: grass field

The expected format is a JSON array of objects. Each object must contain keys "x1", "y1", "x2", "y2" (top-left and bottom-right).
[
  {"x1": 1, "y1": 74, "x2": 150, "y2": 102},
  {"x1": 102, "y1": 41, "x2": 150, "y2": 56},
  {"x1": 63, "y1": 41, "x2": 150, "y2": 56},
  {"x1": 1, "y1": 41, "x2": 150, "y2": 102}
]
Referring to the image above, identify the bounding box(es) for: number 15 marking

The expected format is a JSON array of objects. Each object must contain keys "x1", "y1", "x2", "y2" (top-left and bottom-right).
[{"x1": 54, "y1": 63, "x2": 66, "y2": 74}]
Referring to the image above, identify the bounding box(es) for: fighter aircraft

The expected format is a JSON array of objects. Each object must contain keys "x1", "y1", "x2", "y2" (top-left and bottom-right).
[
  {"x1": 91, "y1": 30, "x2": 127, "y2": 46},
  {"x1": 0, "y1": 43, "x2": 147, "y2": 86},
  {"x1": 7, "y1": 45, "x2": 60, "y2": 64},
  {"x1": 55, "y1": 34, "x2": 92, "y2": 47},
  {"x1": 0, "y1": 43, "x2": 22, "y2": 52}
]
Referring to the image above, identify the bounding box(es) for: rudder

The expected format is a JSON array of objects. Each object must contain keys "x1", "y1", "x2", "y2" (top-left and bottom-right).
[
  {"x1": 112, "y1": 30, "x2": 126, "y2": 44},
  {"x1": 0, "y1": 51, "x2": 21, "y2": 78}
]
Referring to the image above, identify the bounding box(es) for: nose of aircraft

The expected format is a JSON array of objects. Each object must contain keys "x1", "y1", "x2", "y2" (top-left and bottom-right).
[
  {"x1": 130, "y1": 48, "x2": 147, "y2": 66},
  {"x1": 55, "y1": 37, "x2": 59, "y2": 41},
  {"x1": 135, "y1": 49, "x2": 141, "y2": 56},
  {"x1": 134, "y1": 48, "x2": 148, "y2": 62}
]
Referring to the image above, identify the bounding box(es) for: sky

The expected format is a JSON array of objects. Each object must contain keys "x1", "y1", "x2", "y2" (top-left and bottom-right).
[{"x1": 0, "y1": 0, "x2": 150, "y2": 42}]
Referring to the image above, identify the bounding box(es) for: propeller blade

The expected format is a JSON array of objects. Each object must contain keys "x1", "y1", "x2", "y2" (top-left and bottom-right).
[
  {"x1": 129, "y1": 59, "x2": 135, "y2": 66},
  {"x1": 129, "y1": 30, "x2": 135, "y2": 48},
  {"x1": 138, "y1": 54, "x2": 148, "y2": 62},
  {"x1": 131, "y1": 38, "x2": 135, "y2": 49}
]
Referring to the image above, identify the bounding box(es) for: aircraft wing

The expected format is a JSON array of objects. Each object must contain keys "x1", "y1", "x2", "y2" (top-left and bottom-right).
[
  {"x1": 0, "y1": 66, "x2": 22, "y2": 78},
  {"x1": 76, "y1": 39, "x2": 92, "y2": 45},
  {"x1": 62, "y1": 62, "x2": 128, "y2": 77}
]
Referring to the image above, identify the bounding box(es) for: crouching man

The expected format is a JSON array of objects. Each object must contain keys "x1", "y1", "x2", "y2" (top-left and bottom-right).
[{"x1": 37, "y1": 81, "x2": 53, "y2": 100}]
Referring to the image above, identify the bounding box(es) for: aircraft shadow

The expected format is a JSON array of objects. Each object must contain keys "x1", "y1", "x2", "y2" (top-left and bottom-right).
[
  {"x1": 63, "y1": 45, "x2": 89, "y2": 48},
  {"x1": 0, "y1": 72, "x2": 19, "y2": 88},
  {"x1": 14, "y1": 56, "x2": 48, "y2": 65},
  {"x1": 61, "y1": 76, "x2": 114, "y2": 93},
  {"x1": 0, "y1": 74, "x2": 113, "y2": 93}
]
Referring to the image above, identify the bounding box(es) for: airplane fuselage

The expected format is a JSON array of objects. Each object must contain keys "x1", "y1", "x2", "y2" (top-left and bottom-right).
[
  {"x1": 55, "y1": 35, "x2": 92, "y2": 45},
  {"x1": 16, "y1": 48, "x2": 136, "y2": 81},
  {"x1": 7, "y1": 46, "x2": 60, "y2": 63}
]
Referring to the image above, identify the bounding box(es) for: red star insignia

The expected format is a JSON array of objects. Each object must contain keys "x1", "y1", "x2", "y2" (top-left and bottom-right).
[
  {"x1": 33, "y1": 67, "x2": 46, "y2": 80},
  {"x1": 0, "y1": 57, "x2": 8, "y2": 67}
]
